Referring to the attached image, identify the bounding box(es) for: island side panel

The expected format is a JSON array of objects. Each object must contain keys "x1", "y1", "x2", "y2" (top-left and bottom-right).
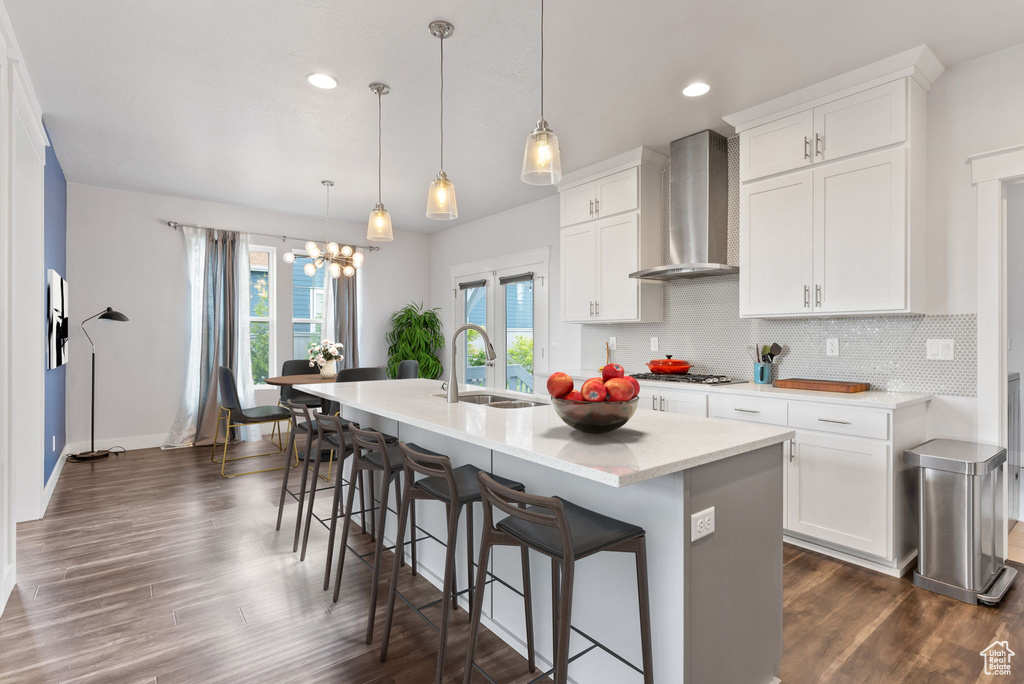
[{"x1": 683, "y1": 444, "x2": 784, "y2": 684}]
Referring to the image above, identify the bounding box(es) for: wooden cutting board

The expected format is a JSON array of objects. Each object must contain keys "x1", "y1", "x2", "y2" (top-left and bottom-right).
[{"x1": 773, "y1": 378, "x2": 871, "y2": 393}]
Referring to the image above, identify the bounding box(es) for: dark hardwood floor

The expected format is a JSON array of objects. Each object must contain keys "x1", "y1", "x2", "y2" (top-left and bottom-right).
[{"x1": 1, "y1": 440, "x2": 1021, "y2": 683}]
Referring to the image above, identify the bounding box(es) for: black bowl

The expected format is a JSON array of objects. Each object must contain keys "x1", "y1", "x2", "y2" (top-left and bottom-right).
[{"x1": 550, "y1": 396, "x2": 640, "y2": 434}]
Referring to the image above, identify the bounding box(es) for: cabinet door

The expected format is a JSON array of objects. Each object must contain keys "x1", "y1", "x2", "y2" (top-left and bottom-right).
[
  {"x1": 637, "y1": 387, "x2": 659, "y2": 412},
  {"x1": 787, "y1": 431, "x2": 889, "y2": 557},
  {"x1": 595, "y1": 168, "x2": 639, "y2": 218},
  {"x1": 560, "y1": 225, "x2": 597, "y2": 322},
  {"x1": 813, "y1": 148, "x2": 906, "y2": 314},
  {"x1": 560, "y1": 182, "x2": 596, "y2": 227},
  {"x1": 739, "y1": 171, "x2": 814, "y2": 317},
  {"x1": 739, "y1": 110, "x2": 814, "y2": 182},
  {"x1": 596, "y1": 213, "x2": 639, "y2": 321},
  {"x1": 813, "y1": 80, "x2": 906, "y2": 163},
  {"x1": 657, "y1": 388, "x2": 708, "y2": 417}
]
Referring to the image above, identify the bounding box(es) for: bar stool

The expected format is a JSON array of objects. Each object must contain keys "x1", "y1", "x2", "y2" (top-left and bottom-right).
[
  {"x1": 379, "y1": 442, "x2": 535, "y2": 684},
  {"x1": 330, "y1": 423, "x2": 411, "y2": 640},
  {"x1": 274, "y1": 400, "x2": 321, "y2": 553},
  {"x1": 463, "y1": 473, "x2": 654, "y2": 684}
]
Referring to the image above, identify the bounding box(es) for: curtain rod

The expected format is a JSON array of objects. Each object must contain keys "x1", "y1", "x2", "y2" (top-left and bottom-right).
[{"x1": 166, "y1": 221, "x2": 381, "y2": 251}]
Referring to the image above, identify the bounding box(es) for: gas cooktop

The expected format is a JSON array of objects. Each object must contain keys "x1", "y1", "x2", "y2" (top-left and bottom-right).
[{"x1": 630, "y1": 372, "x2": 745, "y2": 385}]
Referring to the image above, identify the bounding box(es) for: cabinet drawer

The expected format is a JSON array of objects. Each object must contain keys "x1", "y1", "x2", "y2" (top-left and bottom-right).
[
  {"x1": 657, "y1": 389, "x2": 708, "y2": 417},
  {"x1": 788, "y1": 402, "x2": 889, "y2": 440},
  {"x1": 709, "y1": 394, "x2": 787, "y2": 425}
]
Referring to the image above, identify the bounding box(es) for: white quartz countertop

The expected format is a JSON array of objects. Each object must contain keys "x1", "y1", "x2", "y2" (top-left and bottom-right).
[
  {"x1": 561, "y1": 370, "x2": 932, "y2": 409},
  {"x1": 299, "y1": 378, "x2": 794, "y2": 487}
]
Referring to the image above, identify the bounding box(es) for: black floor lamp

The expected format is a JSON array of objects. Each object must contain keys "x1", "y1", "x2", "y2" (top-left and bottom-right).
[{"x1": 74, "y1": 307, "x2": 129, "y2": 462}]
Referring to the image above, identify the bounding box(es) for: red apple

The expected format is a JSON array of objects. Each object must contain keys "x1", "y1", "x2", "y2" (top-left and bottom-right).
[
  {"x1": 605, "y1": 377, "x2": 636, "y2": 401},
  {"x1": 546, "y1": 372, "x2": 573, "y2": 398},
  {"x1": 565, "y1": 390, "x2": 583, "y2": 402},
  {"x1": 580, "y1": 378, "x2": 608, "y2": 402},
  {"x1": 625, "y1": 375, "x2": 641, "y2": 397},
  {"x1": 601, "y1": 363, "x2": 625, "y2": 382}
]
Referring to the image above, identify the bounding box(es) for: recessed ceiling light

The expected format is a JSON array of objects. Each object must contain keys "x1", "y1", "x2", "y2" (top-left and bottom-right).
[
  {"x1": 682, "y1": 82, "x2": 711, "y2": 97},
  {"x1": 307, "y1": 73, "x2": 338, "y2": 89}
]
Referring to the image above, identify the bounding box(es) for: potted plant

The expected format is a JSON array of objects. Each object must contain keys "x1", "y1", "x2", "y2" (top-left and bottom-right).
[
  {"x1": 386, "y1": 302, "x2": 444, "y2": 379},
  {"x1": 309, "y1": 340, "x2": 344, "y2": 378}
]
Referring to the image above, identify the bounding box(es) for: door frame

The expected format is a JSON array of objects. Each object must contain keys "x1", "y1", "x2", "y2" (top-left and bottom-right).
[{"x1": 450, "y1": 248, "x2": 550, "y2": 391}]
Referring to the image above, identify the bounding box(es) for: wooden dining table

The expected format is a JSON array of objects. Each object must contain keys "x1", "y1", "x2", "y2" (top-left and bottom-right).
[{"x1": 264, "y1": 374, "x2": 337, "y2": 387}]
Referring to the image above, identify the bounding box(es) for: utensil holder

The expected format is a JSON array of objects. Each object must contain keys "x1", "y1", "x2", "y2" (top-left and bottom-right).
[{"x1": 754, "y1": 362, "x2": 772, "y2": 385}]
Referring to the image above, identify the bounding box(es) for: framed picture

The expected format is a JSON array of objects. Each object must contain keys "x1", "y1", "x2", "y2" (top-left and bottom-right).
[{"x1": 48, "y1": 269, "x2": 68, "y2": 369}]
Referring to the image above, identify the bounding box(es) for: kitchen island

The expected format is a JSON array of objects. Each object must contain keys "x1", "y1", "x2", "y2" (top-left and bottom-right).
[{"x1": 301, "y1": 378, "x2": 794, "y2": 684}]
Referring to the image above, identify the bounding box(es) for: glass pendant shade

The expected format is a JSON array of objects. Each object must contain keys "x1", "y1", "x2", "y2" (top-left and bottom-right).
[
  {"x1": 426, "y1": 171, "x2": 458, "y2": 220},
  {"x1": 282, "y1": 251, "x2": 295, "y2": 264},
  {"x1": 366, "y1": 203, "x2": 394, "y2": 242},
  {"x1": 521, "y1": 120, "x2": 562, "y2": 185},
  {"x1": 352, "y1": 252, "x2": 365, "y2": 267},
  {"x1": 340, "y1": 244, "x2": 354, "y2": 257},
  {"x1": 303, "y1": 262, "x2": 316, "y2": 277},
  {"x1": 305, "y1": 241, "x2": 321, "y2": 259},
  {"x1": 343, "y1": 265, "x2": 356, "y2": 277},
  {"x1": 328, "y1": 262, "x2": 343, "y2": 279},
  {"x1": 326, "y1": 242, "x2": 340, "y2": 257}
]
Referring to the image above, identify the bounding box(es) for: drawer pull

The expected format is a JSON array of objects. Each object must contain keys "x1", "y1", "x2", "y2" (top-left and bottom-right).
[
  {"x1": 734, "y1": 408, "x2": 761, "y2": 414},
  {"x1": 818, "y1": 417, "x2": 851, "y2": 425}
]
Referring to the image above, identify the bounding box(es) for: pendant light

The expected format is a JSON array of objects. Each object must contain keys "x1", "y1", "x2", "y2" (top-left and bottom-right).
[
  {"x1": 521, "y1": 0, "x2": 561, "y2": 185},
  {"x1": 282, "y1": 180, "x2": 363, "y2": 278},
  {"x1": 426, "y1": 21, "x2": 458, "y2": 220},
  {"x1": 367, "y1": 83, "x2": 394, "y2": 242}
]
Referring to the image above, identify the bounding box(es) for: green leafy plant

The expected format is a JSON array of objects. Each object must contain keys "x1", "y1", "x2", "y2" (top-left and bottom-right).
[
  {"x1": 507, "y1": 334, "x2": 534, "y2": 374},
  {"x1": 386, "y1": 302, "x2": 445, "y2": 379}
]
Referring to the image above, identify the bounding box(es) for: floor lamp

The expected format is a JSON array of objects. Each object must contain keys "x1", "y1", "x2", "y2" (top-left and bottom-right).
[{"x1": 74, "y1": 307, "x2": 129, "y2": 461}]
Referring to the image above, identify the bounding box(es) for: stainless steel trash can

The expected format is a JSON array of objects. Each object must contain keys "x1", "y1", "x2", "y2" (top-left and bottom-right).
[{"x1": 904, "y1": 439, "x2": 1017, "y2": 605}]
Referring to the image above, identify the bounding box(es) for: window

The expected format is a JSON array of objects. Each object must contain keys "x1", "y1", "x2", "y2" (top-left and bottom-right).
[
  {"x1": 292, "y1": 255, "x2": 326, "y2": 359},
  {"x1": 248, "y1": 246, "x2": 275, "y2": 385},
  {"x1": 503, "y1": 277, "x2": 534, "y2": 393}
]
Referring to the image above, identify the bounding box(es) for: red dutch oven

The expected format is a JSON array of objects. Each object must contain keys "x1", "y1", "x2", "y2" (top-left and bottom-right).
[{"x1": 646, "y1": 354, "x2": 691, "y2": 375}]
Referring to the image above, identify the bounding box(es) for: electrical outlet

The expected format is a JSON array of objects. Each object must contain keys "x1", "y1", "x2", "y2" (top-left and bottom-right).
[
  {"x1": 926, "y1": 339, "x2": 954, "y2": 361},
  {"x1": 650, "y1": 337, "x2": 659, "y2": 352},
  {"x1": 608, "y1": 337, "x2": 617, "y2": 350},
  {"x1": 690, "y1": 506, "x2": 715, "y2": 541},
  {"x1": 826, "y1": 338, "x2": 840, "y2": 357}
]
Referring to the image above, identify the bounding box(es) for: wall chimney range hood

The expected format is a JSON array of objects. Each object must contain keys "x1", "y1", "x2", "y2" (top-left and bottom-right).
[{"x1": 629, "y1": 130, "x2": 737, "y2": 280}]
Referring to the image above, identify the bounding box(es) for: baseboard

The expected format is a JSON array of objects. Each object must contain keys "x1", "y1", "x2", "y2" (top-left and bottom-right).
[
  {"x1": 784, "y1": 534, "x2": 916, "y2": 578},
  {"x1": 42, "y1": 447, "x2": 70, "y2": 515},
  {"x1": 66, "y1": 432, "x2": 167, "y2": 455},
  {"x1": 1, "y1": 562, "x2": 15, "y2": 618}
]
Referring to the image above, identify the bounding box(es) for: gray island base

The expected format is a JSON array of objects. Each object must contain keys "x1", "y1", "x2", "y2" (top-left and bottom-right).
[{"x1": 301, "y1": 379, "x2": 794, "y2": 684}]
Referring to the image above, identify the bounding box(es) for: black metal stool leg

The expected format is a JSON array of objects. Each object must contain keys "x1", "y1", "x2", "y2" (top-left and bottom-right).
[
  {"x1": 410, "y1": 498, "x2": 418, "y2": 577},
  {"x1": 299, "y1": 441, "x2": 325, "y2": 561},
  {"x1": 635, "y1": 536, "x2": 654, "y2": 684},
  {"x1": 364, "y1": 471, "x2": 395, "y2": 644},
  {"x1": 292, "y1": 434, "x2": 313, "y2": 553},
  {"x1": 465, "y1": 503, "x2": 475, "y2": 614},
  {"x1": 551, "y1": 558, "x2": 561, "y2": 664},
  {"x1": 275, "y1": 424, "x2": 298, "y2": 531},
  {"x1": 393, "y1": 476, "x2": 406, "y2": 568},
  {"x1": 554, "y1": 558, "x2": 575, "y2": 684},
  {"x1": 332, "y1": 461, "x2": 362, "y2": 601},
  {"x1": 359, "y1": 468, "x2": 368, "y2": 535},
  {"x1": 462, "y1": 531, "x2": 493, "y2": 684},
  {"x1": 519, "y1": 503, "x2": 536, "y2": 674},
  {"x1": 323, "y1": 454, "x2": 349, "y2": 590},
  {"x1": 436, "y1": 501, "x2": 464, "y2": 683},
  {"x1": 379, "y1": 481, "x2": 413, "y2": 663},
  {"x1": 368, "y1": 469, "x2": 377, "y2": 540}
]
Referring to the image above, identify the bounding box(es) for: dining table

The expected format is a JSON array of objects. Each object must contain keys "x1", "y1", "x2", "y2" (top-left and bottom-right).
[{"x1": 264, "y1": 374, "x2": 337, "y2": 387}]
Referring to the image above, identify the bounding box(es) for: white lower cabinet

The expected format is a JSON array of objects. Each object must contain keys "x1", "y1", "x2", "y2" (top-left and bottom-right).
[
  {"x1": 638, "y1": 386, "x2": 708, "y2": 417},
  {"x1": 786, "y1": 431, "x2": 889, "y2": 558}
]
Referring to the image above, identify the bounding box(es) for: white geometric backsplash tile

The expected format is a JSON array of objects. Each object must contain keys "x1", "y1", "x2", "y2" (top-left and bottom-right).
[{"x1": 582, "y1": 137, "x2": 977, "y2": 397}]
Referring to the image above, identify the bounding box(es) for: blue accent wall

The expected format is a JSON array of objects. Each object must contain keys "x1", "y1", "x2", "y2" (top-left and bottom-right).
[{"x1": 43, "y1": 122, "x2": 67, "y2": 483}]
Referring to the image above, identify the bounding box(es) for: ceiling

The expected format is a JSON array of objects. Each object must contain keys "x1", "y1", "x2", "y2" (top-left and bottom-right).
[{"x1": 7, "y1": 0, "x2": 1024, "y2": 234}]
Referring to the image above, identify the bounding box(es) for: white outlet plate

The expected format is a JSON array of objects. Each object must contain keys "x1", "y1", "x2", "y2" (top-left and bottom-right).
[
  {"x1": 926, "y1": 339, "x2": 954, "y2": 361},
  {"x1": 690, "y1": 506, "x2": 715, "y2": 541},
  {"x1": 650, "y1": 337, "x2": 659, "y2": 352},
  {"x1": 825, "y1": 338, "x2": 840, "y2": 357},
  {"x1": 609, "y1": 337, "x2": 617, "y2": 350}
]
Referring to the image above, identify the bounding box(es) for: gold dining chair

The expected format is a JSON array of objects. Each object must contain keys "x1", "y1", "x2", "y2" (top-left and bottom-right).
[{"x1": 211, "y1": 366, "x2": 293, "y2": 478}]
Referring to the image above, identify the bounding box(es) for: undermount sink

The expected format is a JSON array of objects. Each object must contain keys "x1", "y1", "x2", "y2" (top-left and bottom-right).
[{"x1": 433, "y1": 392, "x2": 545, "y2": 409}]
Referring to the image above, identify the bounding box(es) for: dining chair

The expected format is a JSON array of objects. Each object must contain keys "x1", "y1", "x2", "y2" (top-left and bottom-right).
[
  {"x1": 211, "y1": 366, "x2": 291, "y2": 478},
  {"x1": 397, "y1": 359, "x2": 420, "y2": 379},
  {"x1": 279, "y1": 359, "x2": 321, "y2": 408}
]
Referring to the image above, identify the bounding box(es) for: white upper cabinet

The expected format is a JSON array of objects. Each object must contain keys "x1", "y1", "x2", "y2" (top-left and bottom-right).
[
  {"x1": 739, "y1": 109, "x2": 814, "y2": 182},
  {"x1": 557, "y1": 147, "x2": 666, "y2": 323},
  {"x1": 727, "y1": 46, "x2": 942, "y2": 318}
]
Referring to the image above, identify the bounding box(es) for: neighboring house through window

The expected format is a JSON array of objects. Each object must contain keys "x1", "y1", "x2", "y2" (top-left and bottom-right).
[
  {"x1": 248, "y1": 246, "x2": 275, "y2": 385},
  {"x1": 292, "y1": 255, "x2": 325, "y2": 360}
]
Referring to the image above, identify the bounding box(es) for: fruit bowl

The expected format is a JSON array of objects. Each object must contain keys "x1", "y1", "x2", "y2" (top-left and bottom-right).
[{"x1": 550, "y1": 396, "x2": 640, "y2": 434}]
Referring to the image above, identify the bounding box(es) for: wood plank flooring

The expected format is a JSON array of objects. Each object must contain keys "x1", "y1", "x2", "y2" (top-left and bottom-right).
[{"x1": 2, "y1": 440, "x2": 1023, "y2": 683}]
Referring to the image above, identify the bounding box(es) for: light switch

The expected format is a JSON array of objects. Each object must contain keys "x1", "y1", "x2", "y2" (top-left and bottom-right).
[
  {"x1": 551, "y1": 337, "x2": 563, "y2": 349},
  {"x1": 926, "y1": 339, "x2": 954, "y2": 361},
  {"x1": 650, "y1": 337, "x2": 659, "y2": 352},
  {"x1": 608, "y1": 337, "x2": 617, "y2": 350}
]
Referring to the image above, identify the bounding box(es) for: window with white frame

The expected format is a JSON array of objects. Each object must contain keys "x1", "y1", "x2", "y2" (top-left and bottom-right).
[
  {"x1": 248, "y1": 245, "x2": 275, "y2": 385},
  {"x1": 291, "y1": 255, "x2": 326, "y2": 359}
]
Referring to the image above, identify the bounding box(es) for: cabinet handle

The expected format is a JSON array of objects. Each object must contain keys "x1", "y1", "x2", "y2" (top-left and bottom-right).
[
  {"x1": 803, "y1": 285, "x2": 810, "y2": 308},
  {"x1": 594, "y1": 199, "x2": 600, "y2": 216},
  {"x1": 652, "y1": 395, "x2": 658, "y2": 410},
  {"x1": 815, "y1": 284, "x2": 822, "y2": 307},
  {"x1": 595, "y1": 301, "x2": 600, "y2": 316},
  {"x1": 589, "y1": 199, "x2": 594, "y2": 217},
  {"x1": 734, "y1": 408, "x2": 761, "y2": 414},
  {"x1": 790, "y1": 439, "x2": 796, "y2": 462},
  {"x1": 803, "y1": 136, "x2": 811, "y2": 161},
  {"x1": 815, "y1": 133, "x2": 823, "y2": 157},
  {"x1": 818, "y1": 418, "x2": 851, "y2": 425},
  {"x1": 660, "y1": 396, "x2": 665, "y2": 411}
]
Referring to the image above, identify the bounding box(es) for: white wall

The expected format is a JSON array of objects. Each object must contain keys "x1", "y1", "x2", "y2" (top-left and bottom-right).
[
  {"x1": 65, "y1": 183, "x2": 430, "y2": 450},
  {"x1": 428, "y1": 195, "x2": 581, "y2": 378},
  {"x1": 1007, "y1": 182, "x2": 1024, "y2": 376}
]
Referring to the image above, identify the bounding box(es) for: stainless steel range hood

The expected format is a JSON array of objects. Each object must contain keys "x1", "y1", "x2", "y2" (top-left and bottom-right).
[{"x1": 630, "y1": 130, "x2": 737, "y2": 280}]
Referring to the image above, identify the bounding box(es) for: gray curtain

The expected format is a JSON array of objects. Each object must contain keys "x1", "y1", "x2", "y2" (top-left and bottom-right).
[
  {"x1": 165, "y1": 226, "x2": 256, "y2": 447},
  {"x1": 325, "y1": 273, "x2": 359, "y2": 369}
]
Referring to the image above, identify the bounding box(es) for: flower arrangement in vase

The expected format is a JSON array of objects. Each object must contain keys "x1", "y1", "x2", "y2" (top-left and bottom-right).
[{"x1": 309, "y1": 340, "x2": 344, "y2": 379}]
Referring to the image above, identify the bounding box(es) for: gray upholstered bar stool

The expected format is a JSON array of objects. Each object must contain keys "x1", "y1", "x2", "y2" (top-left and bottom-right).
[
  {"x1": 463, "y1": 473, "x2": 654, "y2": 684},
  {"x1": 330, "y1": 423, "x2": 412, "y2": 637},
  {"x1": 274, "y1": 400, "x2": 325, "y2": 553},
  {"x1": 378, "y1": 442, "x2": 534, "y2": 684}
]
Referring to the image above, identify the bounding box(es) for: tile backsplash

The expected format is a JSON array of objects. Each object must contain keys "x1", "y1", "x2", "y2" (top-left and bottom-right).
[{"x1": 580, "y1": 137, "x2": 977, "y2": 397}]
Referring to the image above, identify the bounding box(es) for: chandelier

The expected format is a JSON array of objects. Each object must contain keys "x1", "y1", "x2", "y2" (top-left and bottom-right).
[{"x1": 282, "y1": 180, "x2": 364, "y2": 278}]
